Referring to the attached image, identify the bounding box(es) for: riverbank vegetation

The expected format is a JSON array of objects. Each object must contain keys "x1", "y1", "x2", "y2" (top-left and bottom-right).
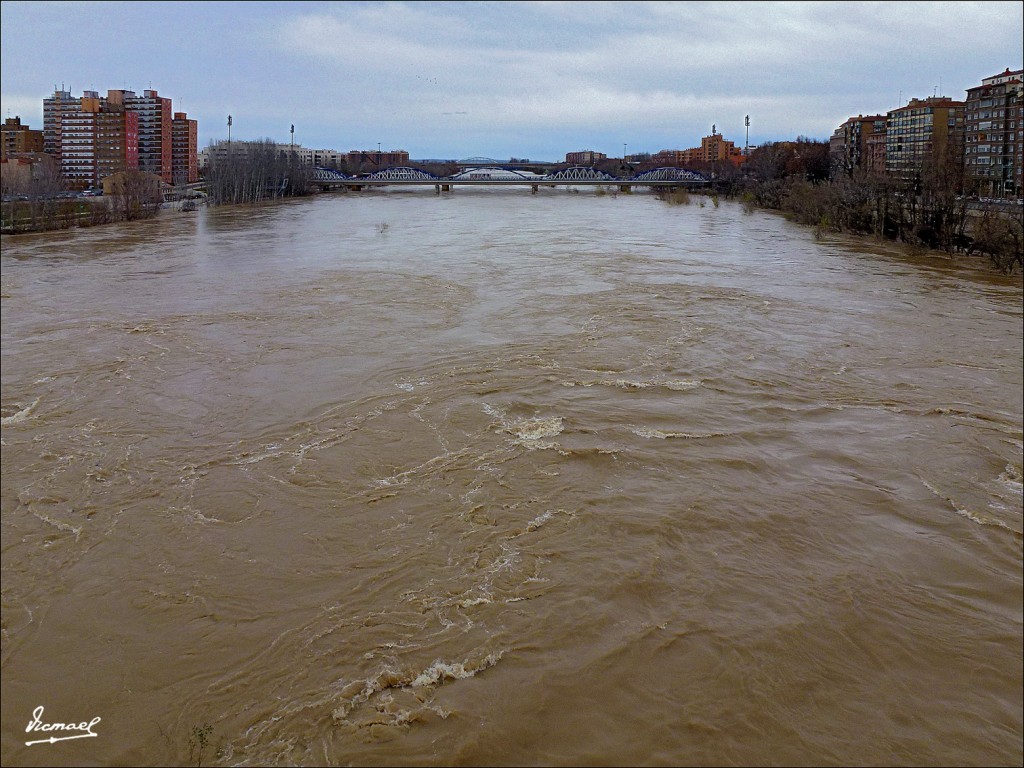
[
  {"x1": 1, "y1": 163, "x2": 162, "y2": 234},
  {"x1": 694, "y1": 138, "x2": 1021, "y2": 274},
  {"x1": 202, "y1": 139, "x2": 312, "y2": 205}
]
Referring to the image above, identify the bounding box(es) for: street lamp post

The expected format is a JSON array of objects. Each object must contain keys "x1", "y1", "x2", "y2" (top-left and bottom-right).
[{"x1": 711, "y1": 124, "x2": 717, "y2": 179}]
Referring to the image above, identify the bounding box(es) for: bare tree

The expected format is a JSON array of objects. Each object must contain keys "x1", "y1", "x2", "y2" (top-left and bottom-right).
[
  {"x1": 203, "y1": 139, "x2": 312, "y2": 206},
  {"x1": 109, "y1": 170, "x2": 162, "y2": 220},
  {"x1": 1, "y1": 155, "x2": 68, "y2": 232}
]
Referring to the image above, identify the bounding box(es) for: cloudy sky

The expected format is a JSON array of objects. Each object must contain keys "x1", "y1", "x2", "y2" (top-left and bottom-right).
[{"x1": 1, "y1": 1, "x2": 1021, "y2": 160}]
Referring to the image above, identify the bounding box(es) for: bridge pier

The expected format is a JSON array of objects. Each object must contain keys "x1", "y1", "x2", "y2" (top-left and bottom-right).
[
  {"x1": 531, "y1": 185, "x2": 539, "y2": 194},
  {"x1": 619, "y1": 185, "x2": 631, "y2": 193}
]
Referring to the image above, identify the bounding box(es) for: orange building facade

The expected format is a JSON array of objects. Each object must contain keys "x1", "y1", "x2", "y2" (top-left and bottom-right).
[
  {"x1": 172, "y1": 112, "x2": 199, "y2": 183},
  {"x1": 1, "y1": 117, "x2": 44, "y2": 158}
]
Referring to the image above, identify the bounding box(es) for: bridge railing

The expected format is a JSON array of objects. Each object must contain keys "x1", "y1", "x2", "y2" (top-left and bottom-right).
[
  {"x1": 312, "y1": 164, "x2": 709, "y2": 185},
  {"x1": 543, "y1": 166, "x2": 619, "y2": 182}
]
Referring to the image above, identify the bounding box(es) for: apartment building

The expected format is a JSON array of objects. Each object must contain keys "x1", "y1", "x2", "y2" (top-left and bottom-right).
[
  {"x1": 864, "y1": 130, "x2": 887, "y2": 177},
  {"x1": 172, "y1": 112, "x2": 199, "y2": 183},
  {"x1": 42, "y1": 88, "x2": 79, "y2": 159},
  {"x1": 829, "y1": 127, "x2": 845, "y2": 175},
  {"x1": 692, "y1": 133, "x2": 744, "y2": 166},
  {"x1": 963, "y1": 67, "x2": 1022, "y2": 198},
  {"x1": 1, "y1": 117, "x2": 44, "y2": 158},
  {"x1": 198, "y1": 142, "x2": 347, "y2": 170},
  {"x1": 275, "y1": 145, "x2": 346, "y2": 167},
  {"x1": 644, "y1": 137, "x2": 744, "y2": 170},
  {"x1": 304, "y1": 147, "x2": 346, "y2": 167},
  {"x1": 344, "y1": 149, "x2": 410, "y2": 168},
  {"x1": 885, "y1": 96, "x2": 964, "y2": 178},
  {"x1": 565, "y1": 150, "x2": 606, "y2": 165},
  {"x1": 650, "y1": 149, "x2": 688, "y2": 166},
  {"x1": 54, "y1": 90, "x2": 139, "y2": 188},
  {"x1": 109, "y1": 89, "x2": 173, "y2": 184},
  {"x1": 43, "y1": 86, "x2": 194, "y2": 188},
  {"x1": 829, "y1": 114, "x2": 886, "y2": 178}
]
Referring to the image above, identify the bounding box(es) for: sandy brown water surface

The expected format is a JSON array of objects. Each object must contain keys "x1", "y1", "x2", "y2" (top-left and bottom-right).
[{"x1": 1, "y1": 189, "x2": 1022, "y2": 766}]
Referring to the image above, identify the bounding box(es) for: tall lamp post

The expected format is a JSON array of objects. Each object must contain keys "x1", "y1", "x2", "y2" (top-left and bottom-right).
[
  {"x1": 623, "y1": 143, "x2": 627, "y2": 166},
  {"x1": 711, "y1": 124, "x2": 717, "y2": 179}
]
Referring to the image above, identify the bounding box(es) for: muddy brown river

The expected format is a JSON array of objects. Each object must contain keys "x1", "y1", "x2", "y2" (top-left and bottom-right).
[{"x1": 1, "y1": 189, "x2": 1022, "y2": 766}]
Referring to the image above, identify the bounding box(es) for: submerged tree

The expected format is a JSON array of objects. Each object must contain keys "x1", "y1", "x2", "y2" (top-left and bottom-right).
[
  {"x1": 108, "y1": 170, "x2": 163, "y2": 221},
  {"x1": 203, "y1": 139, "x2": 313, "y2": 206}
]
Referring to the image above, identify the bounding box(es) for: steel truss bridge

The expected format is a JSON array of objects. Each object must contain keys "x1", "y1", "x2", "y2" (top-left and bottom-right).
[{"x1": 310, "y1": 165, "x2": 708, "y2": 192}]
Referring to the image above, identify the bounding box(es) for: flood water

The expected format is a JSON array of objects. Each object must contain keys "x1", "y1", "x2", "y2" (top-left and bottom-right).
[{"x1": 1, "y1": 188, "x2": 1022, "y2": 767}]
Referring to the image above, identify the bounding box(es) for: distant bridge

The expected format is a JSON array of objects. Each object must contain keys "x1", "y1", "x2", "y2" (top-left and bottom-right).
[
  {"x1": 310, "y1": 165, "x2": 708, "y2": 193},
  {"x1": 455, "y1": 156, "x2": 555, "y2": 169}
]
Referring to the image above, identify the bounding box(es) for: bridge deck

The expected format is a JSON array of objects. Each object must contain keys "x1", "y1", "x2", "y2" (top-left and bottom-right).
[{"x1": 320, "y1": 179, "x2": 707, "y2": 187}]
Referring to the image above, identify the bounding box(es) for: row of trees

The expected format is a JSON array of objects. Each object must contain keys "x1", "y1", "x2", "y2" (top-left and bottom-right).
[
  {"x1": 4, "y1": 137, "x2": 334, "y2": 232},
  {"x1": 1, "y1": 157, "x2": 162, "y2": 234},
  {"x1": 202, "y1": 140, "x2": 313, "y2": 205}
]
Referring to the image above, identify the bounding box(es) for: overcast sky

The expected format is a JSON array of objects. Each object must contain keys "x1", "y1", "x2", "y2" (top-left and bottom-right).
[{"x1": 1, "y1": 1, "x2": 1021, "y2": 161}]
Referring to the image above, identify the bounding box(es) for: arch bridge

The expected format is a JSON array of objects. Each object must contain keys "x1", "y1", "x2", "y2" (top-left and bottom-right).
[{"x1": 311, "y1": 165, "x2": 708, "y2": 193}]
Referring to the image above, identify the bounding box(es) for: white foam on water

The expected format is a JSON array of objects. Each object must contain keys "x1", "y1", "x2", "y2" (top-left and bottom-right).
[
  {"x1": 630, "y1": 426, "x2": 730, "y2": 440},
  {"x1": 950, "y1": 503, "x2": 1018, "y2": 533},
  {"x1": 481, "y1": 403, "x2": 504, "y2": 418},
  {"x1": 602, "y1": 379, "x2": 652, "y2": 390},
  {"x1": 230, "y1": 443, "x2": 285, "y2": 465},
  {"x1": 2, "y1": 397, "x2": 41, "y2": 426},
  {"x1": 997, "y1": 462, "x2": 1023, "y2": 493},
  {"x1": 566, "y1": 378, "x2": 703, "y2": 391},
  {"x1": 457, "y1": 596, "x2": 492, "y2": 608},
  {"x1": 32, "y1": 511, "x2": 82, "y2": 541},
  {"x1": 661, "y1": 379, "x2": 703, "y2": 391},
  {"x1": 508, "y1": 416, "x2": 564, "y2": 441},
  {"x1": 518, "y1": 508, "x2": 574, "y2": 535},
  {"x1": 330, "y1": 649, "x2": 505, "y2": 726},
  {"x1": 526, "y1": 509, "x2": 556, "y2": 531},
  {"x1": 411, "y1": 650, "x2": 504, "y2": 687},
  {"x1": 921, "y1": 478, "x2": 1021, "y2": 534}
]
